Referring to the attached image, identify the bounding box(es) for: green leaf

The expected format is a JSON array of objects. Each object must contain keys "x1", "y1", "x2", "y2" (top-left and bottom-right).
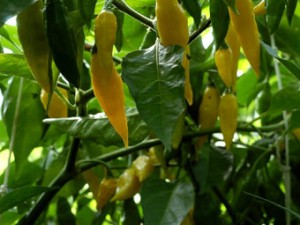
[
  {"x1": 270, "y1": 84, "x2": 300, "y2": 111},
  {"x1": 289, "y1": 110, "x2": 300, "y2": 130},
  {"x1": 0, "y1": 54, "x2": 34, "y2": 80},
  {"x1": 1, "y1": 77, "x2": 45, "y2": 174},
  {"x1": 123, "y1": 198, "x2": 141, "y2": 225},
  {"x1": 113, "y1": 8, "x2": 124, "y2": 52},
  {"x1": 286, "y1": 0, "x2": 298, "y2": 25},
  {"x1": 191, "y1": 145, "x2": 233, "y2": 193},
  {"x1": 44, "y1": 108, "x2": 149, "y2": 147},
  {"x1": 122, "y1": 44, "x2": 186, "y2": 152},
  {"x1": 266, "y1": 0, "x2": 286, "y2": 33},
  {"x1": 0, "y1": 26, "x2": 18, "y2": 48},
  {"x1": 261, "y1": 42, "x2": 300, "y2": 80},
  {"x1": 141, "y1": 178, "x2": 194, "y2": 225},
  {"x1": 0, "y1": 0, "x2": 36, "y2": 26},
  {"x1": 182, "y1": 0, "x2": 201, "y2": 27},
  {"x1": 45, "y1": 0, "x2": 81, "y2": 88},
  {"x1": 210, "y1": 0, "x2": 230, "y2": 49},
  {"x1": 236, "y1": 70, "x2": 258, "y2": 106},
  {"x1": 77, "y1": 0, "x2": 97, "y2": 27},
  {"x1": 0, "y1": 186, "x2": 50, "y2": 213},
  {"x1": 57, "y1": 197, "x2": 76, "y2": 225}
]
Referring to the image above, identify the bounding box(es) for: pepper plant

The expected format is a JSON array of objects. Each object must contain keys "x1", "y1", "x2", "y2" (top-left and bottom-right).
[{"x1": 0, "y1": 0, "x2": 300, "y2": 225}]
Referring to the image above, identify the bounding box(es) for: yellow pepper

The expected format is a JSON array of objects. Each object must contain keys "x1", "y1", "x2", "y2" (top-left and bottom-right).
[
  {"x1": 196, "y1": 86, "x2": 220, "y2": 149},
  {"x1": 155, "y1": 0, "x2": 189, "y2": 47},
  {"x1": 218, "y1": 93, "x2": 238, "y2": 149},
  {"x1": 91, "y1": 10, "x2": 128, "y2": 147},
  {"x1": 229, "y1": 0, "x2": 260, "y2": 76},
  {"x1": 215, "y1": 46, "x2": 233, "y2": 88}
]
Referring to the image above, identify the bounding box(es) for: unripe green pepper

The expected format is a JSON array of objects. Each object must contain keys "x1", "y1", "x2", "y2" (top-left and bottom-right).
[{"x1": 17, "y1": 0, "x2": 52, "y2": 93}]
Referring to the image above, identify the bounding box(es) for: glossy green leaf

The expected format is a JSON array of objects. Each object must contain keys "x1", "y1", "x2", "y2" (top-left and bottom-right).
[
  {"x1": 1, "y1": 77, "x2": 45, "y2": 174},
  {"x1": 122, "y1": 44, "x2": 186, "y2": 152},
  {"x1": 236, "y1": 70, "x2": 258, "y2": 106},
  {"x1": 286, "y1": 0, "x2": 298, "y2": 25},
  {"x1": 270, "y1": 84, "x2": 300, "y2": 111},
  {"x1": 182, "y1": 0, "x2": 201, "y2": 27},
  {"x1": 0, "y1": 186, "x2": 50, "y2": 213},
  {"x1": 266, "y1": 0, "x2": 286, "y2": 33},
  {"x1": 141, "y1": 178, "x2": 194, "y2": 225},
  {"x1": 44, "y1": 108, "x2": 149, "y2": 147},
  {"x1": 45, "y1": 0, "x2": 81, "y2": 87},
  {"x1": 0, "y1": 54, "x2": 33, "y2": 80},
  {"x1": 191, "y1": 145, "x2": 233, "y2": 193},
  {"x1": 210, "y1": 0, "x2": 230, "y2": 49},
  {"x1": 0, "y1": 0, "x2": 36, "y2": 26},
  {"x1": 78, "y1": 0, "x2": 97, "y2": 27}
]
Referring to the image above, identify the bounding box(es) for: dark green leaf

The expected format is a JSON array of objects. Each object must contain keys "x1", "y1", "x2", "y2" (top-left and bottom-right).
[
  {"x1": 261, "y1": 42, "x2": 300, "y2": 80},
  {"x1": 275, "y1": 15, "x2": 300, "y2": 58},
  {"x1": 236, "y1": 70, "x2": 258, "y2": 106},
  {"x1": 290, "y1": 110, "x2": 300, "y2": 130},
  {"x1": 113, "y1": 8, "x2": 124, "y2": 52},
  {"x1": 57, "y1": 197, "x2": 76, "y2": 225},
  {"x1": 286, "y1": 0, "x2": 298, "y2": 25},
  {"x1": 210, "y1": 0, "x2": 230, "y2": 50},
  {"x1": 78, "y1": 0, "x2": 97, "y2": 27},
  {"x1": 0, "y1": 186, "x2": 50, "y2": 213},
  {"x1": 140, "y1": 28, "x2": 157, "y2": 50},
  {"x1": 191, "y1": 145, "x2": 233, "y2": 193},
  {"x1": 0, "y1": 54, "x2": 33, "y2": 80},
  {"x1": 44, "y1": 108, "x2": 149, "y2": 147},
  {"x1": 271, "y1": 84, "x2": 300, "y2": 111},
  {"x1": 123, "y1": 198, "x2": 141, "y2": 225},
  {"x1": 182, "y1": 0, "x2": 201, "y2": 27},
  {"x1": 266, "y1": 0, "x2": 286, "y2": 33},
  {"x1": 0, "y1": 0, "x2": 36, "y2": 26},
  {"x1": 122, "y1": 44, "x2": 186, "y2": 152},
  {"x1": 1, "y1": 77, "x2": 45, "y2": 174},
  {"x1": 45, "y1": 0, "x2": 81, "y2": 87},
  {"x1": 141, "y1": 178, "x2": 194, "y2": 225}
]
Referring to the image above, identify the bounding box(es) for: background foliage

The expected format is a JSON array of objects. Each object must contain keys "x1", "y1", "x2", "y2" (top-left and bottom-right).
[{"x1": 0, "y1": 0, "x2": 300, "y2": 224}]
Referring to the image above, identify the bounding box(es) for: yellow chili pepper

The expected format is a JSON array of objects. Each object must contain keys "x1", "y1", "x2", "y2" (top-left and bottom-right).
[
  {"x1": 225, "y1": 22, "x2": 241, "y2": 93},
  {"x1": 254, "y1": 0, "x2": 266, "y2": 16},
  {"x1": 229, "y1": 0, "x2": 260, "y2": 76},
  {"x1": 132, "y1": 155, "x2": 154, "y2": 182},
  {"x1": 218, "y1": 93, "x2": 238, "y2": 149},
  {"x1": 155, "y1": 0, "x2": 189, "y2": 47},
  {"x1": 196, "y1": 86, "x2": 220, "y2": 149},
  {"x1": 40, "y1": 87, "x2": 68, "y2": 118},
  {"x1": 91, "y1": 10, "x2": 128, "y2": 147},
  {"x1": 215, "y1": 46, "x2": 233, "y2": 88},
  {"x1": 96, "y1": 178, "x2": 118, "y2": 210}
]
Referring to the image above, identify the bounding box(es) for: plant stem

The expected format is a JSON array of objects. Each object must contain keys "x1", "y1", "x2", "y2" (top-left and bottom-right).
[
  {"x1": 188, "y1": 18, "x2": 211, "y2": 44},
  {"x1": 112, "y1": 0, "x2": 155, "y2": 30},
  {"x1": 271, "y1": 35, "x2": 291, "y2": 225},
  {"x1": 213, "y1": 187, "x2": 237, "y2": 225}
]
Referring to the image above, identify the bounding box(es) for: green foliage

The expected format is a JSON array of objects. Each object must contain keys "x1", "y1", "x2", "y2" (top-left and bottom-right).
[{"x1": 0, "y1": 0, "x2": 300, "y2": 225}]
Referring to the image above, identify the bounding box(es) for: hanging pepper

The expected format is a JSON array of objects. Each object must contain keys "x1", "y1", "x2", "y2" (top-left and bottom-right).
[
  {"x1": 215, "y1": 46, "x2": 233, "y2": 88},
  {"x1": 17, "y1": 0, "x2": 52, "y2": 93},
  {"x1": 218, "y1": 93, "x2": 238, "y2": 149},
  {"x1": 91, "y1": 9, "x2": 128, "y2": 147},
  {"x1": 155, "y1": 0, "x2": 189, "y2": 47},
  {"x1": 111, "y1": 168, "x2": 141, "y2": 201},
  {"x1": 196, "y1": 86, "x2": 220, "y2": 149},
  {"x1": 132, "y1": 155, "x2": 154, "y2": 182},
  {"x1": 229, "y1": 0, "x2": 260, "y2": 76},
  {"x1": 40, "y1": 87, "x2": 68, "y2": 118},
  {"x1": 254, "y1": 0, "x2": 266, "y2": 16},
  {"x1": 96, "y1": 177, "x2": 118, "y2": 210},
  {"x1": 225, "y1": 22, "x2": 240, "y2": 93}
]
